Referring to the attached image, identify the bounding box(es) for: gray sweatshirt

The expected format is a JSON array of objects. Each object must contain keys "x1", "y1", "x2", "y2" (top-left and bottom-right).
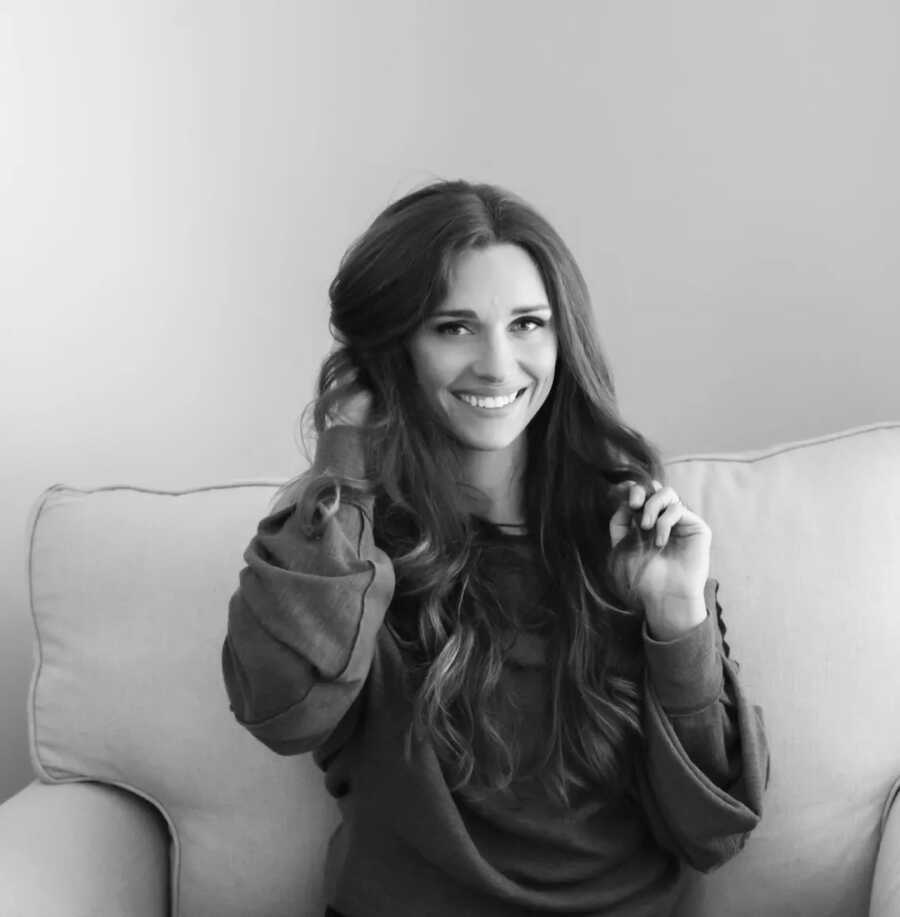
[{"x1": 222, "y1": 426, "x2": 769, "y2": 916}]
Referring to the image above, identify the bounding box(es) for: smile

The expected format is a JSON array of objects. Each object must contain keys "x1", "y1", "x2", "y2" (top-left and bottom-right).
[{"x1": 453, "y1": 389, "x2": 526, "y2": 410}]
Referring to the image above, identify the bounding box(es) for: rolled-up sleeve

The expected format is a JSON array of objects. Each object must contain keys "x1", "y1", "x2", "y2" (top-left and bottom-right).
[
  {"x1": 637, "y1": 577, "x2": 770, "y2": 872},
  {"x1": 221, "y1": 426, "x2": 396, "y2": 756}
]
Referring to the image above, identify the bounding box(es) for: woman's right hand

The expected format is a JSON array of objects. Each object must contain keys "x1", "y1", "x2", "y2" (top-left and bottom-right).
[{"x1": 331, "y1": 388, "x2": 373, "y2": 428}]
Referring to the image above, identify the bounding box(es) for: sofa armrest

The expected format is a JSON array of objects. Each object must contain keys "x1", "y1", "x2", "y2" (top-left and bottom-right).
[
  {"x1": 0, "y1": 779, "x2": 170, "y2": 917},
  {"x1": 870, "y1": 776, "x2": 900, "y2": 917}
]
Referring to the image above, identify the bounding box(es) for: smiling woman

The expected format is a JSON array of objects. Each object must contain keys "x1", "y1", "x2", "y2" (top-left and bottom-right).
[{"x1": 222, "y1": 179, "x2": 769, "y2": 917}]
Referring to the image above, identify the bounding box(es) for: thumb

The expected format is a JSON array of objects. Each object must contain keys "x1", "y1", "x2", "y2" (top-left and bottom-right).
[{"x1": 609, "y1": 502, "x2": 634, "y2": 549}]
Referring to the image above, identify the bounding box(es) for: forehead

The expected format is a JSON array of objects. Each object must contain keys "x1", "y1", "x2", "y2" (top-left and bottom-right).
[{"x1": 439, "y1": 244, "x2": 550, "y2": 314}]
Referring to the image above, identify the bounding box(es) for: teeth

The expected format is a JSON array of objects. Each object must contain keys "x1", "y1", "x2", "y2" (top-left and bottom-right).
[{"x1": 457, "y1": 391, "x2": 520, "y2": 409}]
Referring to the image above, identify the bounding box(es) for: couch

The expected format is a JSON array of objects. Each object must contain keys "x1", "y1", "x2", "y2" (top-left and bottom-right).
[{"x1": 0, "y1": 420, "x2": 898, "y2": 917}]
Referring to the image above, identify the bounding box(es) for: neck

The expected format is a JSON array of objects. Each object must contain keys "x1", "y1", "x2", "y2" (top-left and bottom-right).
[{"x1": 458, "y1": 439, "x2": 526, "y2": 526}]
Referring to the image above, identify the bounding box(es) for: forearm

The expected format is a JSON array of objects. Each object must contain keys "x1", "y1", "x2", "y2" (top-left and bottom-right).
[
  {"x1": 638, "y1": 579, "x2": 769, "y2": 870},
  {"x1": 644, "y1": 593, "x2": 707, "y2": 642},
  {"x1": 222, "y1": 424, "x2": 395, "y2": 752},
  {"x1": 642, "y1": 604, "x2": 739, "y2": 790},
  {"x1": 639, "y1": 664, "x2": 768, "y2": 872}
]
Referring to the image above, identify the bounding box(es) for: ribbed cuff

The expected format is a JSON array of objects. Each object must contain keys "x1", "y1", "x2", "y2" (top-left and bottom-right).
[
  {"x1": 312, "y1": 425, "x2": 368, "y2": 480},
  {"x1": 642, "y1": 601, "x2": 722, "y2": 714}
]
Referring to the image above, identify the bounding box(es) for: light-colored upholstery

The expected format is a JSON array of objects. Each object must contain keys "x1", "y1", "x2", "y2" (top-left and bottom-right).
[
  {"x1": 9, "y1": 482, "x2": 340, "y2": 917},
  {"x1": 871, "y1": 778, "x2": 900, "y2": 916},
  {"x1": 0, "y1": 421, "x2": 898, "y2": 916},
  {"x1": 0, "y1": 779, "x2": 170, "y2": 917}
]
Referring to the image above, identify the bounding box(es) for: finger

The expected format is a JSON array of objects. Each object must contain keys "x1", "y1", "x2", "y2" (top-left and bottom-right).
[
  {"x1": 640, "y1": 486, "x2": 680, "y2": 528},
  {"x1": 632, "y1": 479, "x2": 662, "y2": 508},
  {"x1": 612, "y1": 478, "x2": 661, "y2": 490},
  {"x1": 609, "y1": 500, "x2": 635, "y2": 526},
  {"x1": 613, "y1": 479, "x2": 662, "y2": 510},
  {"x1": 653, "y1": 500, "x2": 686, "y2": 546},
  {"x1": 609, "y1": 480, "x2": 642, "y2": 508},
  {"x1": 609, "y1": 503, "x2": 635, "y2": 547}
]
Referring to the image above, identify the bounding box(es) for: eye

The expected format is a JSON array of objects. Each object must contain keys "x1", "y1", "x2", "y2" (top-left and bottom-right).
[
  {"x1": 434, "y1": 321, "x2": 471, "y2": 336},
  {"x1": 511, "y1": 316, "x2": 546, "y2": 332}
]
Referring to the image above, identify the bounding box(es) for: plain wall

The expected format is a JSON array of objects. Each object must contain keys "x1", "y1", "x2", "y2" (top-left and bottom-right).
[{"x1": 2, "y1": 0, "x2": 898, "y2": 802}]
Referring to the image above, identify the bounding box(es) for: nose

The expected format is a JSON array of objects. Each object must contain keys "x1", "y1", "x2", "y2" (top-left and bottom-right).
[{"x1": 472, "y1": 328, "x2": 515, "y2": 382}]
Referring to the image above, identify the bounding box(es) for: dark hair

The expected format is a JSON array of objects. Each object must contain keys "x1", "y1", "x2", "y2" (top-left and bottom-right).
[{"x1": 272, "y1": 179, "x2": 667, "y2": 805}]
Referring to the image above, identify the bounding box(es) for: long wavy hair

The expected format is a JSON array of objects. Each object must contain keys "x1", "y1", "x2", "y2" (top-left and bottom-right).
[{"x1": 271, "y1": 179, "x2": 668, "y2": 806}]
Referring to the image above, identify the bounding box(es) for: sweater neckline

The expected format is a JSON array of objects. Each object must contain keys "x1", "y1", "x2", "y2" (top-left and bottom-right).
[{"x1": 473, "y1": 517, "x2": 531, "y2": 540}]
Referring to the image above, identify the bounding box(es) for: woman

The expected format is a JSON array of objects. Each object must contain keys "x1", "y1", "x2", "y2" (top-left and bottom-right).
[{"x1": 222, "y1": 179, "x2": 769, "y2": 916}]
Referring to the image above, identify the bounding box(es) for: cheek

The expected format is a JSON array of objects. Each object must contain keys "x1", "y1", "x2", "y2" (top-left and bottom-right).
[
  {"x1": 535, "y1": 340, "x2": 558, "y2": 386},
  {"x1": 409, "y1": 339, "x2": 459, "y2": 391}
]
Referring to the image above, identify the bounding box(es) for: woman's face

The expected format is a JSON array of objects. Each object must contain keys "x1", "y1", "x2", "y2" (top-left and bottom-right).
[{"x1": 407, "y1": 243, "x2": 558, "y2": 455}]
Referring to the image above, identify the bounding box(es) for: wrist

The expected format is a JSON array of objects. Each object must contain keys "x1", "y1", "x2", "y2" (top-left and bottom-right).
[
  {"x1": 313, "y1": 425, "x2": 368, "y2": 480},
  {"x1": 644, "y1": 594, "x2": 707, "y2": 642}
]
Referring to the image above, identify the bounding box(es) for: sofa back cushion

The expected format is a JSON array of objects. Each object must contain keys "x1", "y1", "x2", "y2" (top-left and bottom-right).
[
  {"x1": 667, "y1": 420, "x2": 900, "y2": 916},
  {"x1": 27, "y1": 481, "x2": 340, "y2": 917},
  {"x1": 25, "y1": 420, "x2": 900, "y2": 916}
]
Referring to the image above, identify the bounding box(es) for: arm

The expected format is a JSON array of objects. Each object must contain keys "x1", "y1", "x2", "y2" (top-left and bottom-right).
[
  {"x1": 636, "y1": 577, "x2": 770, "y2": 872},
  {"x1": 221, "y1": 425, "x2": 395, "y2": 756}
]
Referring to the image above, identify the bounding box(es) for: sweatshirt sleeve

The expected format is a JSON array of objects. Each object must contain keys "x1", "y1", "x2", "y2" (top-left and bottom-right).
[
  {"x1": 221, "y1": 425, "x2": 396, "y2": 756},
  {"x1": 635, "y1": 577, "x2": 770, "y2": 872}
]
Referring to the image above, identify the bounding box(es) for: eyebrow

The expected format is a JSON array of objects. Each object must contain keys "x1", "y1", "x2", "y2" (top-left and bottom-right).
[{"x1": 430, "y1": 305, "x2": 552, "y2": 319}]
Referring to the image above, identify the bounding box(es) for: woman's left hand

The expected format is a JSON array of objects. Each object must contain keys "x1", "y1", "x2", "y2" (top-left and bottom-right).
[{"x1": 609, "y1": 480, "x2": 712, "y2": 637}]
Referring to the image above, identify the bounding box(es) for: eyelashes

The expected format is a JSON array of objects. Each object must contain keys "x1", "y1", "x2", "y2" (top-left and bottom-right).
[
  {"x1": 434, "y1": 317, "x2": 548, "y2": 336},
  {"x1": 512, "y1": 317, "x2": 547, "y2": 332},
  {"x1": 434, "y1": 322, "x2": 468, "y2": 336}
]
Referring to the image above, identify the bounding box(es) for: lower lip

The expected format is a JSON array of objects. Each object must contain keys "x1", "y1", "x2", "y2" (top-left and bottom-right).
[{"x1": 452, "y1": 389, "x2": 527, "y2": 415}]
